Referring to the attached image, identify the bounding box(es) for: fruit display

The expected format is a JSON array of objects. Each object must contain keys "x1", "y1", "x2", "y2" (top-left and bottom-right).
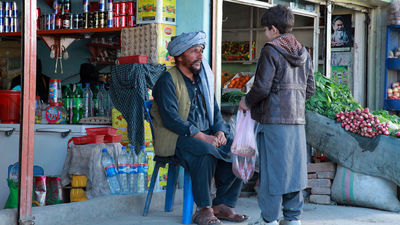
[
  {"x1": 387, "y1": 81, "x2": 400, "y2": 99},
  {"x1": 227, "y1": 75, "x2": 251, "y2": 89},
  {"x1": 222, "y1": 41, "x2": 255, "y2": 61}
]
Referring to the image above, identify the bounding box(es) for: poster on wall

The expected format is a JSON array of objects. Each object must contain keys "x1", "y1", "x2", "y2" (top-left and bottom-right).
[
  {"x1": 332, "y1": 66, "x2": 349, "y2": 85},
  {"x1": 331, "y1": 15, "x2": 353, "y2": 49}
]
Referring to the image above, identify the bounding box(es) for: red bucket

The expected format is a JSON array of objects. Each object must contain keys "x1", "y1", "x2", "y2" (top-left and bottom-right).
[{"x1": 0, "y1": 90, "x2": 21, "y2": 123}]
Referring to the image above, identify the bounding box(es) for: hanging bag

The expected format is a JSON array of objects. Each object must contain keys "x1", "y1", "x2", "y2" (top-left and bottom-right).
[{"x1": 231, "y1": 110, "x2": 258, "y2": 183}]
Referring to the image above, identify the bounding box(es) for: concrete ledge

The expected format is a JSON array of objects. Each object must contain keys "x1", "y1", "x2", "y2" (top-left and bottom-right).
[{"x1": 0, "y1": 190, "x2": 183, "y2": 225}]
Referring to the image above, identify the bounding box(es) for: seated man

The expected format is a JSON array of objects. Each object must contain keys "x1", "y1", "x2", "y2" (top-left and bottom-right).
[{"x1": 151, "y1": 31, "x2": 248, "y2": 225}]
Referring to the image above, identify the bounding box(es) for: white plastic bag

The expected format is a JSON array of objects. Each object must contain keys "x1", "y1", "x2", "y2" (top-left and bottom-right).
[{"x1": 231, "y1": 110, "x2": 257, "y2": 183}]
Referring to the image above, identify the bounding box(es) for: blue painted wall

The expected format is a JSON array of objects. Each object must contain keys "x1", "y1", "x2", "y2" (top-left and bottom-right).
[{"x1": 176, "y1": 0, "x2": 211, "y2": 60}]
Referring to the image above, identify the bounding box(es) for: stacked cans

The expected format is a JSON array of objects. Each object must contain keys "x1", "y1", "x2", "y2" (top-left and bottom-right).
[
  {"x1": 0, "y1": 1, "x2": 18, "y2": 33},
  {"x1": 113, "y1": 1, "x2": 135, "y2": 28}
]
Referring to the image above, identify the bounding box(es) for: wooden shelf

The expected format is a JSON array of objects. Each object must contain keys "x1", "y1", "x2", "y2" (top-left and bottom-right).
[
  {"x1": 222, "y1": 60, "x2": 257, "y2": 64},
  {"x1": 87, "y1": 43, "x2": 121, "y2": 49},
  {"x1": 0, "y1": 27, "x2": 123, "y2": 37}
]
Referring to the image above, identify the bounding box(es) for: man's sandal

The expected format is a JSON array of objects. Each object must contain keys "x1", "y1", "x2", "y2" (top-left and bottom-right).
[{"x1": 192, "y1": 208, "x2": 222, "y2": 225}]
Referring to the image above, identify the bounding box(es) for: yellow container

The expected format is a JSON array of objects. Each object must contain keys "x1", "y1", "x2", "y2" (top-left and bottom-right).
[
  {"x1": 70, "y1": 188, "x2": 88, "y2": 202},
  {"x1": 137, "y1": 0, "x2": 176, "y2": 25},
  {"x1": 112, "y1": 108, "x2": 130, "y2": 146},
  {"x1": 71, "y1": 175, "x2": 88, "y2": 188},
  {"x1": 157, "y1": 23, "x2": 176, "y2": 66}
]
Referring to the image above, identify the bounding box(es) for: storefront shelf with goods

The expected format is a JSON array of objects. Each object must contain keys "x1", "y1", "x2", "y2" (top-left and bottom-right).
[
  {"x1": 384, "y1": 25, "x2": 400, "y2": 111},
  {"x1": 0, "y1": 27, "x2": 123, "y2": 37}
]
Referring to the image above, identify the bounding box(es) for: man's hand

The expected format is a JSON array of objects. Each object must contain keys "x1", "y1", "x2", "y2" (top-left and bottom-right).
[
  {"x1": 214, "y1": 131, "x2": 227, "y2": 146},
  {"x1": 239, "y1": 96, "x2": 249, "y2": 111},
  {"x1": 193, "y1": 132, "x2": 220, "y2": 147}
]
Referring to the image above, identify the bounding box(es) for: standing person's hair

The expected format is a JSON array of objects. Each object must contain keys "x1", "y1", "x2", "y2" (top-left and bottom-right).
[{"x1": 261, "y1": 5, "x2": 294, "y2": 34}]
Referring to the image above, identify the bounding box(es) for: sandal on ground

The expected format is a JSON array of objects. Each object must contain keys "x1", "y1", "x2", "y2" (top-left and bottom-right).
[
  {"x1": 192, "y1": 207, "x2": 222, "y2": 225},
  {"x1": 212, "y1": 204, "x2": 249, "y2": 223}
]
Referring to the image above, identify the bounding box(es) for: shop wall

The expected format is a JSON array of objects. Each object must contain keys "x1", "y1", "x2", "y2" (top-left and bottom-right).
[
  {"x1": 37, "y1": 0, "x2": 93, "y2": 84},
  {"x1": 176, "y1": 0, "x2": 211, "y2": 60}
]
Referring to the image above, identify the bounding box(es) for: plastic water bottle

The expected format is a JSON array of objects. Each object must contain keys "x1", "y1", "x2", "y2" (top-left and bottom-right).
[
  {"x1": 83, "y1": 83, "x2": 93, "y2": 118},
  {"x1": 117, "y1": 146, "x2": 129, "y2": 194},
  {"x1": 62, "y1": 84, "x2": 73, "y2": 123},
  {"x1": 92, "y1": 85, "x2": 99, "y2": 116},
  {"x1": 137, "y1": 146, "x2": 148, "y2": 194},
  {"x1": 98, "y1": 84, "x2": 107, "y2": 117},
  {"x1": 101, "y1": 148, "x2": 121, "y2": 194},
  {"x1": 128, "y1": 146, "x2": 138, "y2": 194},
  {"x1": 72, "y1": 83, "x2": 83, "y2": 124}
]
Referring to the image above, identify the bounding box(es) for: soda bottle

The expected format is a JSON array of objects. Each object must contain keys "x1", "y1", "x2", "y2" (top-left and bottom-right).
[
  {"x1": 137, "y1": 146, "x2": 148, "y2": 194},
  {"x1": 62, "y1": 84, "x2": 73, "y2": 123},
  {"x1": 128, "y1": 146, "x2": 138, "y2": 194},
  {"x1": 98, "y1": 84, "x2": 106, "y2": 117},
  {"x1": 101, "y1": 148, "x2": 121, "y2": 194},
  {"x1": 92, "y1": 85, "x2": 99, "y2": 116},
  {"x1": 83, "y1": 83, "x2": 93, "y2": 118},
  {"x1": 72, "y1": 83, "x2": 83, "y2": 124},
  {"x1": 117, "y1": 146, "x2": 129, "y2": 194}
]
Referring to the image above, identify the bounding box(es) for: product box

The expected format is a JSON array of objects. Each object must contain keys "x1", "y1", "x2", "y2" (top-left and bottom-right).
[
  {"x1": 147, "y1": 152, "x2": 168, "y2": 190},
  {"x1": 112, "y1": 108, "x2": 130, "y2": 146},
  {"x1": 120, "y1": 23, "x2": 176, "y2": 66},
  {"x1": 137, "y1": 0, "x2": 176, "y2": 25}
]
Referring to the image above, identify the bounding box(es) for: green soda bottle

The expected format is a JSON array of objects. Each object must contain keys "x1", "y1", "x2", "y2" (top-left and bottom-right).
[
  {"x1": 92, "y1": 85, "x2": 99, "y2": 116},
  {"x1": 72, "y1": 83, "x2": 84, "y2": 124},
  {"x1": 62, "y1": 84, "x2": 73, "y2": 124}
]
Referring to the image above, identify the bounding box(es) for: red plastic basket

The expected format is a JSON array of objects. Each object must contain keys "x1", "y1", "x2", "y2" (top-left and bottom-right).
[
  {"x1": 118, "y1": 55, "x2": 148, "y2": 64},
  {"x1": 85, "y1": 127, "x2": 117, "y2": 136},
  {"x1": 70, "y1": 135, "x2": 104, "y2": 145},
  {"x1": 104, "y1": 134, "x2": 122, "y2": 143}
]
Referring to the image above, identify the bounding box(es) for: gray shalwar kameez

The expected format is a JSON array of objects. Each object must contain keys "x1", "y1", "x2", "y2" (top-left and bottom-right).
[{"x1": 152, "y1": 70, "x2": 243, "y2": 208}]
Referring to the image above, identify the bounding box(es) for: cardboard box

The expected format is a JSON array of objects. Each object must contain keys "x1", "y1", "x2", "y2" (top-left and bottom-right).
[
  {"x1": 137, "y1": 0, "x2": 176, "y2": 25},
  {"x1": 112, "y1": 108, "x2": 130, "y2": 146},
  {"x1": 120, "y1": 23, "x2": 176, "y2": 66}
]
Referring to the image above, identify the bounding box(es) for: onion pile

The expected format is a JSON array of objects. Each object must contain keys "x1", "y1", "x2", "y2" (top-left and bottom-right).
[{"x1": 336, "y1": 108, "x2": 391, "y2": 138}]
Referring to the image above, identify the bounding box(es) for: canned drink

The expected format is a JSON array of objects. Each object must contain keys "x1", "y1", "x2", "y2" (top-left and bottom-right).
[
  {"x1": 94, "y1": 11, "x2": 99, "y2": 28},
  {"x1": 51, "y1": 14, "x2": 56, "y2": 30},
  {"x1": 12, "y1": 1, "x2": 18, "y2": 18},
  {"x1": 83, "y1": 13, "x2": 89, "y2": 29},
  {"x1": 53, "y1": 0, "x2": 59, "y2": 14},
  {"x1": 4, "y1": 17, "x2": 9, "y2": 32},
  {"x1": 73, "y1": 14, "x2": 79, "y2": 29},
  {"x1": 127, "y1": 15, "x2": 135, "y2": 27},
  {"x1": 120, "y1": 15, "x2": 126, "y2": 27},
  {"x1": 99, "y1": 0, "x2": 105, "y2": 12},
  {"x1": 83, "y1": 0, "x2": 90, "y2": 13},
  {"x1": 113, "y1": 2, "x2": 120, "y2": 16},
  {"x1": 107, "y1": 0, "x2": 113, "y2": 12},
  {"x1": 107, "y1": 11, "x2": 113, "y2": 27},
  {"x1": 88, "y1": 12, "x2": 94, "y2": 28},
  {"x1": 10, "y1": 18, "x2": 15, "y2": 32},
  {"x1": 113, "y1": 15, "x2": 119, "y2": 28},
  {"x1": 99, "y1": 12, "x2": 105, "y2": 28},
  {"x1": 0, "y1": 2, "x2": 4, "y2": 17},
  {"x1": 5, "y1": 2, "x2": 11, "y2": 17},
  {"x1": 0, "y1": 17, "x2": 3, "y2": 33},
  {"x1": 46, "y1": 14, "x2": 52, "y2": 30},
  {"x1": 127, "y1": 1, "x2": 134, "y2": 15},
  {"x1": 119, "y1": 2, "x2": 126, "y2": 15}
]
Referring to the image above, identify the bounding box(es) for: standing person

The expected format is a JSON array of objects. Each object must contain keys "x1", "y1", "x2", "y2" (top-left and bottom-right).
[
  {"x1": 239, "y1": 5, "x2": 315, "y2": 225},
  {"x1": 151, "y1": 31, "x2": 248, "y2": 225}
]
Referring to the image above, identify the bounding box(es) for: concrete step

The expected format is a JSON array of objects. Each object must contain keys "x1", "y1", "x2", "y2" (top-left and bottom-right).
[{"x1": 0, "y1": 190, "x2": 183, "y2": 225}]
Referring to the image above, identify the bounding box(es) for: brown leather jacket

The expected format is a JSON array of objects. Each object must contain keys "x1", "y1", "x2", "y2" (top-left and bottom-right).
[{"x1": 245, "y1": 42, "x2": 315, "y2": 125}]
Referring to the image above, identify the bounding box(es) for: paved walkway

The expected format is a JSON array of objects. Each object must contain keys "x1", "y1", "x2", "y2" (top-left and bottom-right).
[{"x1": 79, "y1": 196, "x2": 400, "y2": 225}]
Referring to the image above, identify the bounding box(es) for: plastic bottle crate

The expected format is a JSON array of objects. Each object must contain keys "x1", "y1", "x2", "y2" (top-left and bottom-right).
[
  {"x1": 85, "y1": 127, "x2": 117, "y2": 136},
  {"x1": 104, "y1": 134, "x2": 122, "y2": 143},
  {"x1": 70, "y1": 135, "x2": 105, "y2": 145}
]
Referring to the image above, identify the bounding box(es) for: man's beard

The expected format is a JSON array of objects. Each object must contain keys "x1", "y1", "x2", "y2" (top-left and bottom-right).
[{"x1": 190, "y1": 60, "x2": 202, "y2": 75}]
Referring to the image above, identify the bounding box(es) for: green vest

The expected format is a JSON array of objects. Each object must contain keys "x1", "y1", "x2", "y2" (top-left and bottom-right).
[{"x1": 150, "y1": 67, "x2": 191, "y2": 157}]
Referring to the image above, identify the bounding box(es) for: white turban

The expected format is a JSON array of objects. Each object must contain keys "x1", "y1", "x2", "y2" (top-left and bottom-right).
[{"x1": 167, "y1": 31, "x2": 206, "y2": 56}]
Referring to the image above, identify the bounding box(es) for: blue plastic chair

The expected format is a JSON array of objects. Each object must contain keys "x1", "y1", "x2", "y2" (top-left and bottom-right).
[{"x1": 142, "y1": 100, "x2": 194, "y2": 224}]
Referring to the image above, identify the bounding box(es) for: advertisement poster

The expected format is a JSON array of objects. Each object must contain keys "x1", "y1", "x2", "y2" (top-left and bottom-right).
[{"x1": 331, "y1": 15, "x2": 353, "y2": 48}]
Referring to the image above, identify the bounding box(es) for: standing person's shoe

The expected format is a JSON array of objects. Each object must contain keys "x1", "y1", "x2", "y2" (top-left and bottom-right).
[
  {"x1": 279, "y1": 220, "x2": 301, "y2": 225},
  {"x1": 248, "y1": 215, "x2": 278, "y2": 225}
]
